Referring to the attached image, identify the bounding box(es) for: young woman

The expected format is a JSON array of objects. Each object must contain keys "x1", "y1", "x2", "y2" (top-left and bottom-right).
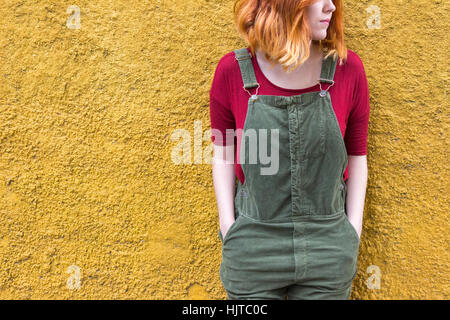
[{"x1": 210, "y1": 0, "x2": 369, "y2": 300}]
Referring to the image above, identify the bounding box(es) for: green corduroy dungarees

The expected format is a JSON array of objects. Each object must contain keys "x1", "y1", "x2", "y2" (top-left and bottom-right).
[{"x1": 218, "y1": 47, "x2": 361, "y2": 300}]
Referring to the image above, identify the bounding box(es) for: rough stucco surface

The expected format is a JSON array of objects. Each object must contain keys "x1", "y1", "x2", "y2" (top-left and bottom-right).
[{"x1": 0, "y1": 0, "x2": 448, "y2": 299}]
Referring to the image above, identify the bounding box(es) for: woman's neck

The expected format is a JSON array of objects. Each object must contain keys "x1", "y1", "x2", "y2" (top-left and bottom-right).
[{"x1": 255, "y1": 44, "x2": 323, "y2": 90}]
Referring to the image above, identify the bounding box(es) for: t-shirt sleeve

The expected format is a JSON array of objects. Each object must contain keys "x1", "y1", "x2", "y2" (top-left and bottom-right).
[
  {"x1": 344, "y1": 55, "x2": 370, "y2": 155},
  {"x1": 209, "y1": 57, "x2": 236, "y2": 146}
]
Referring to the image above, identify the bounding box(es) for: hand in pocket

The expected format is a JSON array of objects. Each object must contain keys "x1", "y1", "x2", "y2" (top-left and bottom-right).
[{"x1": 221, "y1": 218, "x2": 237, "y2": 242}]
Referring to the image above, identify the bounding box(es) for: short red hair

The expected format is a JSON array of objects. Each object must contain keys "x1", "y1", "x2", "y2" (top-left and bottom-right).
[{"x1": 233, "y1": 0, "x2": 348, "y2": 71}]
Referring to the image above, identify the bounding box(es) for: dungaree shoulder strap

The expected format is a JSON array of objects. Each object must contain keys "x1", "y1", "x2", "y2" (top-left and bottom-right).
[
  {"x1": 318, "y1": 51, "x2": 338, "y2": 96},
  {"x1": 234, "y1": 48, "x2": 259, "y2": 89},
  {"x1": 319, "y1": 52, "x2": 338, "y2": 84},
  {"x1": 234, "y1": 47, "x2": 338, "y2": 96}
]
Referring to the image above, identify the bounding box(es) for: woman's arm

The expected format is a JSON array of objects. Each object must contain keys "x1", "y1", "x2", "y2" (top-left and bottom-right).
[
  {"x1": 345, "y1": 155, "x2": 368, "y2": 239},
  {"x1": 212, "y1": 144, "x2": 237, "y2": 239}
]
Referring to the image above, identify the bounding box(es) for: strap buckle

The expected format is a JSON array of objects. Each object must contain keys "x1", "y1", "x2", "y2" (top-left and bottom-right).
[
  {"x1": 244, "y1": 83, "x2": 260, "y2": 101},
  {"x1": 318, "y1": 79, "x2": 335, "y2": 97}
]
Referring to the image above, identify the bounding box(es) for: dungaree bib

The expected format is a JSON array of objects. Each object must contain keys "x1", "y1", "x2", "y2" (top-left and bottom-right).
[{"x1": 218, "y1": 47, "x2": 361, "y2": 300}]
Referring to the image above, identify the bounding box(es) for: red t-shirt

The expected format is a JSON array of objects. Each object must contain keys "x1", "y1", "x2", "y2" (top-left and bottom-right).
[{"x1": 209, "y1": 47, "x2": 370, "y2": 184}]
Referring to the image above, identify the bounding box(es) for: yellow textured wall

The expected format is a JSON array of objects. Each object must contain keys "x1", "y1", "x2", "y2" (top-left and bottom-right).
[{"x1": 0, "y1": 0, "x2": 448, "y2": 299}]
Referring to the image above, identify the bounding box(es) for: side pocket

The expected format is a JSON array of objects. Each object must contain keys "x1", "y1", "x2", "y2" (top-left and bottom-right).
[
  {"x1": 341, "y1": 180, "x2": 360, "y2": 249},
  {"x1": 343, "y1": 213, "x2": 360, "y2": 247},
  {"x1": 221, "y1": 214, "x2": 242, "y2": 245},
  {"x1": 341, "y1": 212, "x2": 360, "y2": 286},
  {"x1": 219, "y1": 181, "x2": 244, "y2": 244}
]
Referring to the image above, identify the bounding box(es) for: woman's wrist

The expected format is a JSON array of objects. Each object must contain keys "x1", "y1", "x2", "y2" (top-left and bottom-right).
[{"x1": 220, "y1": 217, "x2": 235, "y2": 232}]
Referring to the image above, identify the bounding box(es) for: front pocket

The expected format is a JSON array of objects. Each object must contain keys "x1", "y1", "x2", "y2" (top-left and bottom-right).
[{"x1": 302, "y1": 214, "x2": 358, "y2": 288}]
